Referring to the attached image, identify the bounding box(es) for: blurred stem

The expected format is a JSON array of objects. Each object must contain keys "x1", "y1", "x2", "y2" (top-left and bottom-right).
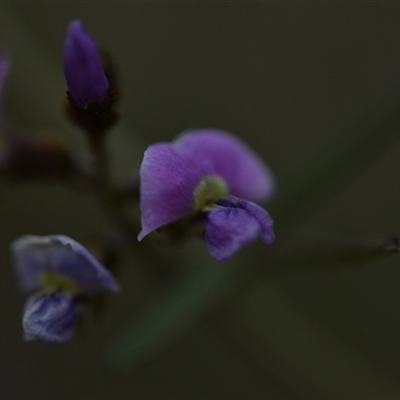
[
  {"x1": 264, "y1": 233, "x2": 400, "y2": 277},
  {"x1": 273, "y1": 102, "x2": 400, "y2": 226},
  {"x1": 87, "y1": 134, "x2": 109, "y2": 189},
  {"x1": 86, "y1": 133, "x2": 128, "y2": 226}
]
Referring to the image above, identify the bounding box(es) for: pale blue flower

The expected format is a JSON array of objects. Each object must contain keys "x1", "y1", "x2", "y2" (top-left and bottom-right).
[{"x1": 11, "y1": 235, "x2": 119, "y2": 343}]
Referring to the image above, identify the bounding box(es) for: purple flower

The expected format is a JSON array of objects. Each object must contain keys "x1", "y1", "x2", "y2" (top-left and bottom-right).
[
  {"x1": 63, "y1": 20, "x2": 108, "y2": 108},
  {"x1": 0, "y1": 53, "x2": 11, "y2": 170},
  {"x1": 0, "y1": 51, "x2": 11, "y2": 126},
  {"x1": 0, "y1": 56, "x2": 10, "y2": 91},
  {"x1": 138, "y1": 129, "x2": 276, "y2": 261},
  {"x1": 11, "y1": 235, "x2": 120, "y2": 343},
  {"x1": 0, "y1": 52, "x2": 10, "y2": 93}
]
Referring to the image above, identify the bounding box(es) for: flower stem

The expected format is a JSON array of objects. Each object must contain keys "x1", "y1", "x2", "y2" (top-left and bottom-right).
[{"x1": 86, "y1": 133, "x2": 127, "y2": 226}]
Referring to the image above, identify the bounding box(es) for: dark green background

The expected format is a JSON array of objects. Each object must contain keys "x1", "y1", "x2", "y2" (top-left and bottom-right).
[{"x1": 1, "y1": 3, "x2": 399, "y2": 399}]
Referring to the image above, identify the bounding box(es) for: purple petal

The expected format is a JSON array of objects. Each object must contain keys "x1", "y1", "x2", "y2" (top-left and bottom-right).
[
  {"x1": 238, "y1": 199, "x2": 275, "y2": 245},
  {"x1": 0, "y1": 51, "x2": 11, "y2": 126},
  {"x1": 22, "y1": 291, "x2": 77, "y2": 344},
  {"x1": 63, "y1": 20, "x2": 108, "y2": 108},
  {"x1": 173, "y1": 129, "x2": 276, "y2": 202},
  {"x1": 138, "y1": 143, "x2": 203, "y2": 240},
  {"x1": 11, "y1": 235, "x2": 120, "y2": 293},
  {"x1": 205, "y1": 207, "x2": 261, "y2": 261},
  {"x1": 0, "y1": 53, "x2": 10, "y2": 96}
]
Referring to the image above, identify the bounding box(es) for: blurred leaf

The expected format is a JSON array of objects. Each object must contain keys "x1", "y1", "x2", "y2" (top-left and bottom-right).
[
  {"x1": 108, "y1": 79, "x2": 400, "y2": 369},
  {"x1": 273, "y1": 78, "x2": 400, "y2": 225},
  {"x1": 106, "y1": 261, "x2": 234, "y2": 370},
  {"x1": 107, "y1": 228, "x2": 399, "y2": 370}
]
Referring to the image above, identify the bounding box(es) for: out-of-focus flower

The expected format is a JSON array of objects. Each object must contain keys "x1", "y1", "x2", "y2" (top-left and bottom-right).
[
  {"x1": 0, "y1": 128, "x2": 77, "y2": 180},
  {"x1": 0, "y1": 54, "x2": 9, "y2": 91},
  {"x1": 0, "y1": 51, "x2": 11, "y2": 127},
  {"x1": 0, "y1": 51, "x2": 10, "y2": 168},
  {"x1": 0, "y1": 54, "x2": 77, "y2": 180},
  {"x1": 138, "y1": 129, "x2": 276, "y2": 261},
  {"x1": 11, "y1": 235, "x2": 120, "y2": 343}
]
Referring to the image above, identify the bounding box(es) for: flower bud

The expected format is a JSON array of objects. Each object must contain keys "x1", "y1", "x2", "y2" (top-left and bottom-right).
[
  {"x1": 63, "y1": 20, "x2": 117, "y2": 134},
  {"x1": 64, "y1": 20, "x2": 108, "y2": 108}
]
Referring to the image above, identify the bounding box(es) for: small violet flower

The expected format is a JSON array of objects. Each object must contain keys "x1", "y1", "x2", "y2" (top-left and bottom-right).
[
  {"x1": 0, "y1": 52, "x2": 10, "y2": 169},
  {"x1": 138, "y1": 129, "x2": 276, "y2": 261},
  {"x1": 63, "y1": 20, "x2": 109, "y2": 109},
  {"x1": 0, "y1": 51, "x2": 10, "y2": 127},
  {"x1": 11, "y1": 235, "x2": 120, "y2": 343},
  {"x1": 0, "y1": 55, "x2": 9, "y2": 87}
]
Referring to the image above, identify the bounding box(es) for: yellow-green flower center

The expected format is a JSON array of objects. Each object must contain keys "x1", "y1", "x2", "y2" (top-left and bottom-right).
[
  {"x1": 41, "y1": 273, "x2": 80, "y2": 294},
  {"x1": 193, "y1": 176, "x2": 229, "y2": 212}
]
